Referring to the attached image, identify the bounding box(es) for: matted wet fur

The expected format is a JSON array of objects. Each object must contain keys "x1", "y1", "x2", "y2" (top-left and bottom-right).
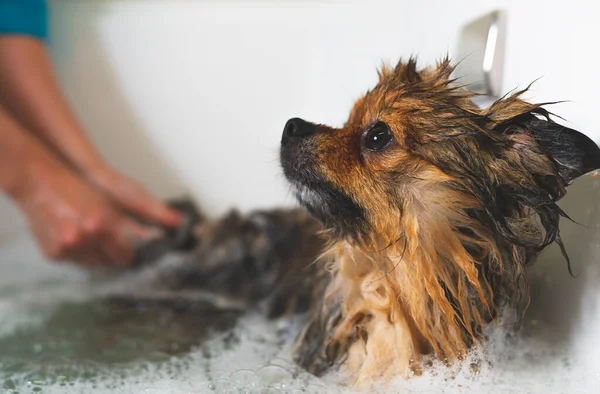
[
  {"x1": 131, "y1": 206, "x2": 329, "y2": 319},
  {"x1": 279, "y1": 57, "x2": 600, "y2": 385}
]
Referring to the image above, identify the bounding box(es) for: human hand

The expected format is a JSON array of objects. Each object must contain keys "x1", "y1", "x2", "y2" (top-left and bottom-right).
[
  {"x1": 16, "y1": 163, "x2": 158, "y2": 267},
  {"x1": 87, "y1": 165, "x2": 183, "y2": 229}
]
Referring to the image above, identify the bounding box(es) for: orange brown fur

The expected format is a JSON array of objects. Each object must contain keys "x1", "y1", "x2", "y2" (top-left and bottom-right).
[{"x1": 280, "y1": 57, "x2": 600, "y2": 386}]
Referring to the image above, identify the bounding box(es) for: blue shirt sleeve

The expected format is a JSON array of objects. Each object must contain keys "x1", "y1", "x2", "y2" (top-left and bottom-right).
[{"x1": 0, "y1": 0, "x2": 48, "y2": 40}]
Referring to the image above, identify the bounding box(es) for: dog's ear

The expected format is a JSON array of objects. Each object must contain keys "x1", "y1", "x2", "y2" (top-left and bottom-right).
[
  {"x1": 485, "y1": 96, "x2": 600, "y2": 184},
  {"x1": 525, "y1": 116, "x2": 600, "y2": 183}
]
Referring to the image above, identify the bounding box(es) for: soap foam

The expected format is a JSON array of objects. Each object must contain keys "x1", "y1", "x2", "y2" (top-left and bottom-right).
[{"x1": 1, "y1": 236, "x2": 600, "y2": 394}]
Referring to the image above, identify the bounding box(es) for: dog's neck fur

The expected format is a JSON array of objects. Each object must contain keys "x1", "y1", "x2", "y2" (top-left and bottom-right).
[{"x1": 313, "y1": 178, "x2": 527, "y2": 385}]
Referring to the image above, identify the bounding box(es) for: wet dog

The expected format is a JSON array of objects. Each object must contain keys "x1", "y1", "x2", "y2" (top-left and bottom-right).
[{"x1": 279, "y1": 57, "x2": 600, "y2": 385}]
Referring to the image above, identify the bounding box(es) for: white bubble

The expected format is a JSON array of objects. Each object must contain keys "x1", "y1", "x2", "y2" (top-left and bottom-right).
[
  {"x1": 256, "y1": 365, "x2": 293, "y2": 385},
  {"x1": 230, "y1": 369, "x2": 259, "y2": 389}
]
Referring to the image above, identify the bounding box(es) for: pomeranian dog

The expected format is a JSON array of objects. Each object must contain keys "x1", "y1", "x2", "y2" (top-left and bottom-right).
[{"x1": 279, "y1": 57, "x2": 600, "y2": 385}]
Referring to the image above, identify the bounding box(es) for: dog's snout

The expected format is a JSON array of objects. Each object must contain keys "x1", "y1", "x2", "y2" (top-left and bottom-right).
[{"x1": 282, "y1": 118, "x2": 316, "y2": 142}]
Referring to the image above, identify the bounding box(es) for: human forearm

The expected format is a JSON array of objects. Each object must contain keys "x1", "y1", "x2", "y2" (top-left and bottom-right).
[
  {"x1": 0, "y1": 36, "x2": 105, "y2": 175},
  {"x1": 0, "y1": 103, "x2": 64, "y2": 202}
]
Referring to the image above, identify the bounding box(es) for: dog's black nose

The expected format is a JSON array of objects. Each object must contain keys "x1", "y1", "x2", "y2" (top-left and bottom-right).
[{"x1": 283, "y1": 118, "x2": 316, "y2": 140}]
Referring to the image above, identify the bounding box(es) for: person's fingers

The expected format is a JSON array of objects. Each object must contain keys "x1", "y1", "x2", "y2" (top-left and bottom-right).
[
  {"x1": 101, "y1": 227, "x2": 133, "y2": 267},
  {"x1": 60, "y1": 223, "x2": 112, "y2": 267},
  {"x1": 39, "y1": 228, "x2": 106, "y2": 268},
  {"x1": 59, "y1": 227, "x2": 126, "y2": 269},
  {"x1": 70, "y1": 212, "x2": 161, "y2": 268},
  {"x1": 48, "y1": 215, "x2": 121, "y2": 268},
  {"x1": 40, "y1": 223, "x2": 82, "y2": 262},
  {"x1": 138, "y1": 196, "x2": 183, "y2": 228},
  {"x1": 103, "y1": 217, "x2": 162, "y2": 267},
  {"x1": 72, "y1": 213, "x2": 120, "y2": 267},
  {"x1": 115, "y1": 188, "x2": 182, "y2": 228},
  {"x1": 121, "y1": 216, "x2": 164, "y2": 242},
  {"x1": 91, "y1": 171, "x2": 182, "y2": 228}
]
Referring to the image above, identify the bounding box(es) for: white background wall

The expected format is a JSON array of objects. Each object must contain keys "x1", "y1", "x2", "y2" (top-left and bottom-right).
[{"x1": 1, "y1": 0, "x2": 599, "y2": 241}]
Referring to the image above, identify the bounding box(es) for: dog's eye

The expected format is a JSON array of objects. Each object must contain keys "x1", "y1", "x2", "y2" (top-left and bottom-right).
[{"x1": 364, "y1": 122, "x2": 393, "y2": 151}]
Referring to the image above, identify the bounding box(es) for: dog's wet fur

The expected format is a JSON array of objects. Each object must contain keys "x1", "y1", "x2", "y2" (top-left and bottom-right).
[{"x1": 80, "y1": 58, "x2": 600, "y2": 386}]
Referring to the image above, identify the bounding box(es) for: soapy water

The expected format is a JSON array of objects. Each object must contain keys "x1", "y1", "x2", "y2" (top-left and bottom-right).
[{"x1": 1, "y1": 233, "x2": 600, "y2": 394}]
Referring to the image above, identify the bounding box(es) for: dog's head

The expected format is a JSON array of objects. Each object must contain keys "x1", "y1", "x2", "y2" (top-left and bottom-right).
[{"x1": 280, "y1": 58, "x2": 600, "y2": 256}]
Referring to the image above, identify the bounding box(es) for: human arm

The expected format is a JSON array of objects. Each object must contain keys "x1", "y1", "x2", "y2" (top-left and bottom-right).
[
  {"x1": 0, "y1": 105, "x2": 154, "y2": 266},
  {"x1": 0, "y1": 35, "x2": 183, "y2": 228}
]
